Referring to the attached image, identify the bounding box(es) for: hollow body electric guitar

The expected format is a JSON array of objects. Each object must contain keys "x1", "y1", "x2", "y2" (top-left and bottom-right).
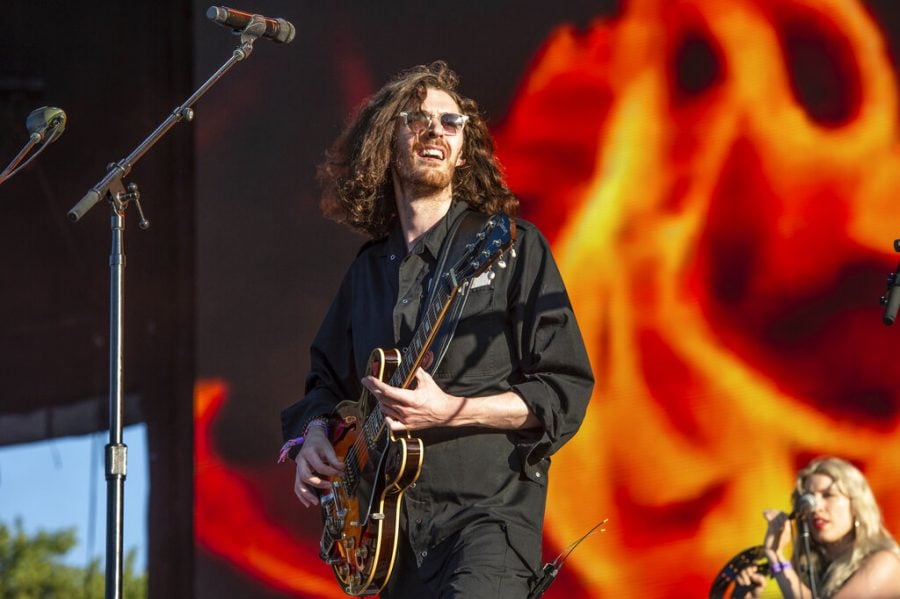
[{"x1": 318, "y1": 212, "x2": 514, "y2": 596}]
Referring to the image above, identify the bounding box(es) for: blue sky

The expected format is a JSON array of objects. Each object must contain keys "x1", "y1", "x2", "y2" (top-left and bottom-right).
[{"x1": 0, "y1": 423, "x2": 148, "y2": 573}]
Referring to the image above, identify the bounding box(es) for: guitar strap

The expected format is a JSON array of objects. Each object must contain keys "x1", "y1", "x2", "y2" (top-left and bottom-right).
[{"x1": 421, "y1": 208, "x2": 492, "y2": 375}]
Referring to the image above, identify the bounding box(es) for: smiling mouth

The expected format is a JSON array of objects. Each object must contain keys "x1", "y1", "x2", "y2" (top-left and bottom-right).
[{"x1": 418, "y1": 146, "x2": 445, "y2": 161}]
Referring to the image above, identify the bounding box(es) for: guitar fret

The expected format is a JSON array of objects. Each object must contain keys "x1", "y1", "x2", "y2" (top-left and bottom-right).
[{"x1": 345, "y1": 451, "x2": 358, "y2": 492}]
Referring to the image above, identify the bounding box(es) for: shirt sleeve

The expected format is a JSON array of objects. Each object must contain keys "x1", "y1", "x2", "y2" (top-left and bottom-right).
[
  {"x1": 507, "y1": 222, "x2": 594, "y2": 469},
  {"x1": 280, "y1": 267, "x2": 360, "y2": 445}
]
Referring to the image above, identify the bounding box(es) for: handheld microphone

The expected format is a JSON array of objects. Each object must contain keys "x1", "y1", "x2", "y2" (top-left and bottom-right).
[
  {"x1": 789, "y1": 493, "x2": 817, "y2": 519},
  {"x1": 207, "y1": 6, "x2": 295, "y2": 44},
  {"x1": 25, "y1": 106, "x2": 67, "y2": 144}
]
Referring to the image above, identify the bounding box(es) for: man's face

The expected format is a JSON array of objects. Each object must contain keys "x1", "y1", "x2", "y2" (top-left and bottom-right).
[{"x1": 392, "y1": 87, "x2": 467, "y2": 195}]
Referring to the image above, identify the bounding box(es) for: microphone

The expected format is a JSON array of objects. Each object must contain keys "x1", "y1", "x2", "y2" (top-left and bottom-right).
[
  {"x1": 25, "y1": 106, "x2": 67, "y2": 144},
  {"x1": 206, "y1": 6, "x2": 295, "y2": 44},
  {"x1": 882, "y1": 250, "x2": 900, "y2": 326},
  {"x1": 0, "y1": 106, "x2": 67, "y2": 186},
  {"x1": 884, "y1": 275, "x2": 900, "y2": 325},
  {"x1": 789, "y1": 493, "x2": 817, "y2": 519}
]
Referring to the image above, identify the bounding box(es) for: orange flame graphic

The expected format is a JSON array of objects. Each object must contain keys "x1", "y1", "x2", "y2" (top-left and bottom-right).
[{"x1": 495, "y1": 0, "x2": 900, "y2": 596}]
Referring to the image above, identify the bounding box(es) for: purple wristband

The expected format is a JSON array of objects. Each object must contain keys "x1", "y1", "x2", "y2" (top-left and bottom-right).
[
  {"x1": 277, "y1": 436, "x2": 304, "y2": 463},
  {"x1": 771, "y1": 561, "x2": 792, "y2": 574},
  {"x1": 276, "y1": 418, "x2": 330, "y2": 464}
]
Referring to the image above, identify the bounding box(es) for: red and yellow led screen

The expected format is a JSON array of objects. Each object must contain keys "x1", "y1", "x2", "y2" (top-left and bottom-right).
[{"x1": 194, "y1": 1, "x2": 900, "y2": 597}]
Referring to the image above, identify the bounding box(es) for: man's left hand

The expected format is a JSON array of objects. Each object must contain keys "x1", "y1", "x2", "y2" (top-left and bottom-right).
[{"x1": 362, "y1": 367, "x2": 462, "y2": 431}]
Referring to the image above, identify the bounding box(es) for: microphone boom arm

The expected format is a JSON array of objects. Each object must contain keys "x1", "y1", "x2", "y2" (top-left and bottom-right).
[{"x1": 68, "y1": 17, "x2": 268, "y2": 220}]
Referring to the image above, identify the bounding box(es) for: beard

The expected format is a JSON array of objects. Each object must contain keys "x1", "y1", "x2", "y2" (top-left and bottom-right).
[{"x1": 392, "y1": 149, "x2": 456, "y2": 195}]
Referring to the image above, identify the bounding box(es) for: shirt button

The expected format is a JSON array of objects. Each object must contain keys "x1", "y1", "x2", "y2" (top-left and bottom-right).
[
  {"x1": 401, "y1": 298, "x2": 409, "y2": 304},
  {"x1": 535, "y1": 472, "x2": 542, "y2": 478},
  {"x1": 390, "y1": 254, "x2": 396, "y2": 261},
  {"x1": 415, "y1": 519, "x2": 422, "y2": 525},
  {"x1": 421, "y1": 551, "x2": 428, "y2": 558}
]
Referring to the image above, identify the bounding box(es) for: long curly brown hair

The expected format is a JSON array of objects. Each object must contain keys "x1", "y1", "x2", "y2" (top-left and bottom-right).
[{"x1": 317, "y1": 61, "x2": 519, "y2": 239}]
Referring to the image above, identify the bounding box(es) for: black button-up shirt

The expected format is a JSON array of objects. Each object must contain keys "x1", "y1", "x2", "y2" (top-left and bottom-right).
[{"x1": 281, "y1": 200, "x2": 594, "y2": 569}]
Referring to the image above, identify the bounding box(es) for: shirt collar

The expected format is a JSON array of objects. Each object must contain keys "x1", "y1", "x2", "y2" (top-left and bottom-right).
[
  {"x1": 419, "y1": 200, "x2": 470, "y2": 259},
  {"x1": 379, "y1": 199, "x2": 471, "y2": 260}
]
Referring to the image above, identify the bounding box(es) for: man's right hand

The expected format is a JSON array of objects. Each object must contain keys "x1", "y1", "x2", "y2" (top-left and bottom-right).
[{"x1": 293, "y1": 426, "x2": 344, "y2": 507}]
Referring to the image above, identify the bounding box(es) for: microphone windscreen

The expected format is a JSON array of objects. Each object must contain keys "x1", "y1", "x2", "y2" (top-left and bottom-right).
[
  {"x1": 26, "y1": 106, "x2": 67, "y2": 136},
  {"x1": 795, "y1": 493, "x2": 817, "y2": 513}
]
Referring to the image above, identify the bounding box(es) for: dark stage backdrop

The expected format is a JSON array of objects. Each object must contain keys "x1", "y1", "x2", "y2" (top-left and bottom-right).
[{"x1": 193, "y1": 1, "x2": 900, "y2": 598}]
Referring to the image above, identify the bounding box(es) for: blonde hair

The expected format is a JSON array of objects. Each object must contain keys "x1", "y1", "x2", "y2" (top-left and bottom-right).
[{"x1": 790, "y1": 457, "x2": 900, "y2": 597}]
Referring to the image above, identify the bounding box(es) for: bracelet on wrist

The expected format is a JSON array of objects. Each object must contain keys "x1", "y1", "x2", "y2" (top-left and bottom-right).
[
  {"x1": 770, "y1": 560, "x2": 792, "y2": 574},
  {"x1": 304, "y1": 418, "x2": 329, "y2": 437},
  {"x1": 276, "y1": 417, "x2": 330, "y2": 464}
]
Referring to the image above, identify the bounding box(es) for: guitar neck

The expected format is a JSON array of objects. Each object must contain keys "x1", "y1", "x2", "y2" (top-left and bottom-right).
[
  {"x1": 364, "y1": 282, "x2": 458, "y2": 438},
  {"x1": 363, "y1": 212, "x2": 511, "y2": 438},
  {"x1": 391, "y1": 283, "x2": 458, "y2": 388}
]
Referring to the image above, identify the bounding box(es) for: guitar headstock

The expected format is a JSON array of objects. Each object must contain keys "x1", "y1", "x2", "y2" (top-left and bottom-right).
[{"x1": 450, "y1": 212, "x2": 515, "y2": 286}]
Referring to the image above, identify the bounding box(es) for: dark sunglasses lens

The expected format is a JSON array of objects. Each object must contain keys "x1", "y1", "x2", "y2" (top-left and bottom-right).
[
  {"x1": 440, "y1": 114, "x2": 465, "y2": 134},
  {"x1": 406, "y1": 112, "x2": 430, "y2": 133}
]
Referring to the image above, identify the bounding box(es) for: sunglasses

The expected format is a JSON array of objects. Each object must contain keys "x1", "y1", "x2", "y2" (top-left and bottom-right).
[{"x1": 398, "y1": 111, "x2": 469, "y2": 136}]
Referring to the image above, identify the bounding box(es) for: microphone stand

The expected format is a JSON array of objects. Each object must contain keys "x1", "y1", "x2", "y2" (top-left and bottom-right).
[
  {"x1": 0, "y1": 134, "x2": 39, "y2": 186},
  {"x1": 0, "y1": 125, "x2": 64, "y2": 186},
  {"x1": 66, "y1": 18, "x2": 271, "y2": 599},
  {"x1": 797, "y1": 517, "x2": 819, "y2": 599}
]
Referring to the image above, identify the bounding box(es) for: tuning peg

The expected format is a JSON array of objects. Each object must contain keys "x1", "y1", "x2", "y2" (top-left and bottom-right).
[
  {"x1": 488, "y1": 270, "x2": 496, "y2": 280},
  {"x1": 510, "y1": 248, "x2": 517, "y2": 259},
  {"x1": 497, "y1": 259, "x2": 507, "y2": 269}
]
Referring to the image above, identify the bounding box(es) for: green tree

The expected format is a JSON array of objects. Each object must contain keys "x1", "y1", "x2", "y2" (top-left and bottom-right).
[{"x1": 0, "y1": 520, "x2": 146, "y2": 599}]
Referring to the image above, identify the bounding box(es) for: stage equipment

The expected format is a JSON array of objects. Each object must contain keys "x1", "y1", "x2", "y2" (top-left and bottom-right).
[
  {"x1": 881, "y1": 239, "x2": 900, "y2": 325},
  {"x1": 66, "y1": 8, "x2": 292, "y2": 598},
  {"x1": 0, "y1": 106, "x2": 66, "y2": 186}
]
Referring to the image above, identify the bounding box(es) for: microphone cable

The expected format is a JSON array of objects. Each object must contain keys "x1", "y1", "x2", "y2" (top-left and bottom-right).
[{"x1": 527, "y1": 518, "x2": 608, "y2": 599}]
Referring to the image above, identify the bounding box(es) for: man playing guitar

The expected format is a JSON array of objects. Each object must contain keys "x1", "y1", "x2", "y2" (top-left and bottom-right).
[{"x1": 281, "y1": 60, "x2": 593, "y2": 598}]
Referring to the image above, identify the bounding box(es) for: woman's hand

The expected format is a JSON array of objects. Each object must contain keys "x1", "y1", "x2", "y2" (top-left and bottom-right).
[
  {"x1": 732, "y1": 564, "x2": 767, "y2": 598},
  {"x1": 762, "y1": 509, "x2": 793, "y2": 561}
]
